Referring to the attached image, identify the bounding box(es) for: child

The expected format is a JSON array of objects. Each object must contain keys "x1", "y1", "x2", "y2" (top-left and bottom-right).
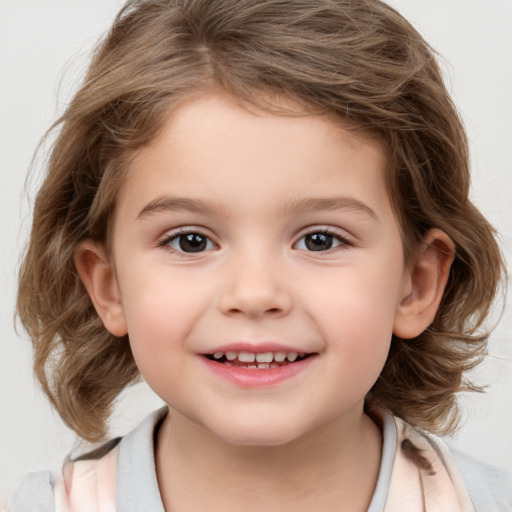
[{"x1": 6, "y1": 0, "x2": 512, "y2": 510}]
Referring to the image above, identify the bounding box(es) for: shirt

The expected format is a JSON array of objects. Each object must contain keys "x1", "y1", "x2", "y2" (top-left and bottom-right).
[{"x1": 5, "y1": 407, "x2": 512, "y2": 511}]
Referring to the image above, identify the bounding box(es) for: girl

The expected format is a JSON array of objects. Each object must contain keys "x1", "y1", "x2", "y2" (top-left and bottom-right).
[{"x1": 5, "y1": 0, "x2": 512, "y2": 510}]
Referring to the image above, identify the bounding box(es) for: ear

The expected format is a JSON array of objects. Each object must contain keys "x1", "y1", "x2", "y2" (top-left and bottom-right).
[
  {"x1": 74, "y1": 239, "x2": 128, "y2": 337},
  {"x1": 393, "y1": 229, "x2": 455, "y2": 339}
]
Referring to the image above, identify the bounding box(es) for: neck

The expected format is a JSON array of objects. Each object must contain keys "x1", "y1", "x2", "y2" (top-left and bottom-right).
[{"x1": 155, "y1": 406, "x2": 382, "y2": 512}]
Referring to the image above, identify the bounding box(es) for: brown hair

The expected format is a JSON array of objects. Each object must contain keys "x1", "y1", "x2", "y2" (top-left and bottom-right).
[{"x1": 17, "y1": 0, "x2": 506, "y2": 442}]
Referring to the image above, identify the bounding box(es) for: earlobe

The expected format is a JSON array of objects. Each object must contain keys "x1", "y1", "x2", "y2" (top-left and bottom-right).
[
  {"x1": 393, "y1": 229, "x2": 455, "y2": 339},
  {"x1": 74, "y1": 239, "x2": 128, "y2": 337}
]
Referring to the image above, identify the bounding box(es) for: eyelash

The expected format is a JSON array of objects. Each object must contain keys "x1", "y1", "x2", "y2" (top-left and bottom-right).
[
  {"x1": 158, "y1": 228, "x2": 352, "y2": 255},
  {"x1": 294, "y1": 229, "x2": 352, "y2": 253},
  {"x1": 158, "y1": 229, "x2": 217, "y2": 256}
]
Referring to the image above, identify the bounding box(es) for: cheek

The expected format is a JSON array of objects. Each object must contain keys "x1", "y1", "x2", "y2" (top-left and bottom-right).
[
  {"x1": 321, "y1": 298, "x2": 395, "y2": 401},
  {"x1": 118, "y1": 272, "x2": 207, "y2": 371},
  {"x1": 311, "y1": 258, "x2": 403, "y2": 332},
  {"x1": 306, "y1": 256, "x2": 405, "y2": 376},
  {"x1": 121, "y1": 265, "x2": 204, "y2": 324}
]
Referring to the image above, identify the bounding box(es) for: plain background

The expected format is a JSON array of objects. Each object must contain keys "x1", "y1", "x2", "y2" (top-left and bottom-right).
[{"x1": 1, "y1": 0, "x2": 511, "y2": 502}]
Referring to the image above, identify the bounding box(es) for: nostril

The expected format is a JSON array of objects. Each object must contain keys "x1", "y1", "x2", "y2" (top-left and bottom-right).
[{"x1": 218, "y1": 280, "x2": 293, "y2": 318}]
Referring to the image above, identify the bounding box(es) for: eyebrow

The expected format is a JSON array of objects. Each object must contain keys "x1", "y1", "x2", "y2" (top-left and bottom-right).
[
  {"x1": 283, "y1": 197, "x2": 378, "y2": 220},
  {"x1": 137, "y1": 196, "x2": 227, "y2": 219},
  {"x1": 137, "y1": 195, "x2": 378, "y2": 220}
]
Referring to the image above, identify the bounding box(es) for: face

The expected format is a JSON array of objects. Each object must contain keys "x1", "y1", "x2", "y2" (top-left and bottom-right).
[{"x1": 107, "y1": 92, "x2": 412, "y2": 446}]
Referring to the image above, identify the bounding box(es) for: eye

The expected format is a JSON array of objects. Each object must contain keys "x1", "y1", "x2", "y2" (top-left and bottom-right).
[
  {"x1": 163, "y1": 231, "x2": 216, "y2": 253},
  {"x1": 294, "y1": 231, "x2": 348, "y2": 252}
]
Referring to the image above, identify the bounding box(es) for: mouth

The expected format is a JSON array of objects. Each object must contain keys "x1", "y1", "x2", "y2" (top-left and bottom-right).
[{"x1": 204, "y1": 351, "x2": 312, "y2": 369}]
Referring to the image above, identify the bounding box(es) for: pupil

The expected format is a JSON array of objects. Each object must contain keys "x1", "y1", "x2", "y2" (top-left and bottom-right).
[
  {"x1": 305, "y1": 233, "x2": 333, "y2": 251},
  {"x1": 179, "y1": 233, "x2": 207, "y2": 252}
]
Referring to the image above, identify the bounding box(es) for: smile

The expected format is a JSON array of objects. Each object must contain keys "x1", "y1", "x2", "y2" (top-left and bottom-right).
[
  {"x1": 201, "y1": 349, "x2": 316, "y2": 387},
  {"x1": 205, "y1": 351, "x2": 309, "y2": 369}
]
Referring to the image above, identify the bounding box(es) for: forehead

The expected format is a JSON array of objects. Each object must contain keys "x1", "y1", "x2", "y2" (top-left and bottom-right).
[{"x1": 116, "y1": 92, "x2": 393, "y2": 226}]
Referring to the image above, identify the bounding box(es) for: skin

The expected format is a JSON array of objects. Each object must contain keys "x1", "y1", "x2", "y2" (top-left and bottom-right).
[{"x1": 76, "y1": 91, "x2": 454, "y2": 511}]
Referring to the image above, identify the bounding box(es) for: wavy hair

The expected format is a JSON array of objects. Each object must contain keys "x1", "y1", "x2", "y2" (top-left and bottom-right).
[{"x1": 17, "y1": 0, "x2": 505, "y2": 441}]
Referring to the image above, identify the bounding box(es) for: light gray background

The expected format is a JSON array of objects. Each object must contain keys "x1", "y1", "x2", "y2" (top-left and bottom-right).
[{"x1": 1, "y1": 0, "x2": 511, "y2": 502}]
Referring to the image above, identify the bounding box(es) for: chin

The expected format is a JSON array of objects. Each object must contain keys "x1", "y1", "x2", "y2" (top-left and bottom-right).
[{"x1": 209, "y1": 417, "x2": 308, "y2": 448}]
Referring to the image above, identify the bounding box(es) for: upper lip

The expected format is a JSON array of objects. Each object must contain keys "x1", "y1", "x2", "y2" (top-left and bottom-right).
[{"x1": 198, "y1": 342, "x2": 314, "y2": 355}]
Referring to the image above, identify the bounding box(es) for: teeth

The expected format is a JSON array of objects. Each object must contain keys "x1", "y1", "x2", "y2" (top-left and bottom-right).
[
  {"x1": 209, "y1": 350, "x2": 307, "y2": 364},
  {"x1": 238, "y1": 352, "x2": 256, "y2": 363},
  {"x1": 255, "y1": 352, "x2": 273, "y2": 363},
  {"x1": 274, "y1": 352, "x2": 286, "y2": 362}
]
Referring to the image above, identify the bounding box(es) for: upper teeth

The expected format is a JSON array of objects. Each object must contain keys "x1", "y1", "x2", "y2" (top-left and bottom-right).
[{"x1": 212, "y1": 351, "x2": 302, "y2": 363}]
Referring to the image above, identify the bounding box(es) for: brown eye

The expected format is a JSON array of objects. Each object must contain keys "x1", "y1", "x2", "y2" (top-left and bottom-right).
[
  {"x1": 167, "y1": 232, "x2": 215, "y2": 253},
  {"x1": 305, "y1": 233, "x2": 334, "y2": 251},
  {"x1": 295, "y1": 231, "x2": 346, "y2": 252}
]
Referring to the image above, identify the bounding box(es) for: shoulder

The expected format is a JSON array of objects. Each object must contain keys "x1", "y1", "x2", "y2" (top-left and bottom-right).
[
  {"x1": 3, "y1": 441, "x2": 120, "y2": 512},
  {"x1": 380, "y1": 412, "x2": 512, "y2": 511},
  {"x1": 3, "y1": 440, "x2": 121, "y2": 512},
  {"x1": 3, "y1": 470, "x2": 54, "y2": 512},
  {"x1": 449, "y1": 447, "x2": 512, "y2": 511},
  {"x1": 3, "y1": 407, "x2": 167, "y2": 512}
]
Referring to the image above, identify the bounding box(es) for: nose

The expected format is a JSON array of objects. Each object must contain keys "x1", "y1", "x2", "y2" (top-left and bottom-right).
[{"x1": 217, "y1": 248, "x2": 293, "y2": 319}]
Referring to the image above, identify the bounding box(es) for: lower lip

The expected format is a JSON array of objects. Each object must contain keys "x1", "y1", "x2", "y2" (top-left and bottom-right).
[{"x1": 200, "y1": 356, "x2": 316, "y2": 387}]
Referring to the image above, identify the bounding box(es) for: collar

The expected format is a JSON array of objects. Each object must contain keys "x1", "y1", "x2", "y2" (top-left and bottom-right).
[{"x1": 114, "y1": 407, "x2": 474, "y2": 511}]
